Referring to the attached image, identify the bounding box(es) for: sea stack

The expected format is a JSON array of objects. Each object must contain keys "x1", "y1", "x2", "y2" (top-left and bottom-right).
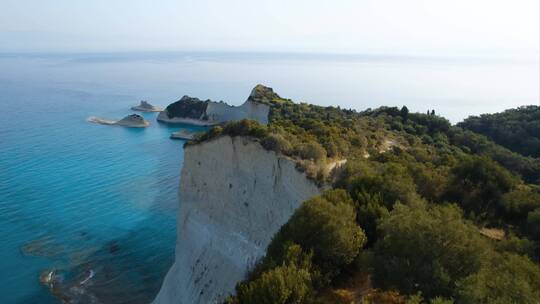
[
  {"x1": 114, "y1": 114, "x2": 150, "y2": 127},
  {"x1": 131, "y1": 100, "x2": 162, "y2": 112}
]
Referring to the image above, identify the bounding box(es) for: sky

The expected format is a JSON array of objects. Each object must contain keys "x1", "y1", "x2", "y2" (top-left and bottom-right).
[{"x1": 0, "y1": 0, "x2": 538, "y2": 56}]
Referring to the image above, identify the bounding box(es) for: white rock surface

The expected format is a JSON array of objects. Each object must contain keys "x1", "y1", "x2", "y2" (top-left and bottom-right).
[
  {"x1": 205, "y1": 100, "x2": 270, "y2": 125},
  {"x1": 153, "y1": 136, "x2": 320, "y2": 304},
  {"x1": 157, "y1": 100, "x2": 269, "y2": 126}
]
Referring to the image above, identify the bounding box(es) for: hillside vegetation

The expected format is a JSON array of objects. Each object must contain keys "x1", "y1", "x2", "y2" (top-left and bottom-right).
[
  {"x1": 192, "y1": 91, "x2": 540, "y2": 303},
  {"x1": 459, "y1": 106, "x2": 540, "y2": 158}
]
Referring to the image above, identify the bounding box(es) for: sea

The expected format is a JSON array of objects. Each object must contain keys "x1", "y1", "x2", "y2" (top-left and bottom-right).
[{"x1": 0, "y1": 51, "x2": 538, "y2": 304}]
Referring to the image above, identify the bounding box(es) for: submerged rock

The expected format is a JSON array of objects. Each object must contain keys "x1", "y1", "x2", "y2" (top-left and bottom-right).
[
  {"x1": 21, "y1": 237, "x2": 64, "y2": 258},
  {"x1": 131, "y1": 100, "x2": 162, "y2": 112}
]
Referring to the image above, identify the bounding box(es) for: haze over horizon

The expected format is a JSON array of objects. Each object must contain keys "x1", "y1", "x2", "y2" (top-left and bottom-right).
[{"x1": 1, "y1": 0, "x2": 539, "y2": 59}]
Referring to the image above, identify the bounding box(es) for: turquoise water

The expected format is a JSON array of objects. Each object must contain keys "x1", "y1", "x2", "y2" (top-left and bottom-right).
[
  {"x1": 0, "y1": 52, "x2": 537, "y2": 303},
  {"x1": 0, "y1": 84, "x2": 204, "y2": 303}
]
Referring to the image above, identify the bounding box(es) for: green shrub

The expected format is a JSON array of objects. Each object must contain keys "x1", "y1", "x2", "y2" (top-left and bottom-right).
[
  {"x1": 233, "y1": 264, "x2": 313, "y2": 304},
  {"x1": 500, "y1": 188, "x2": 540, "y2": 221},
  {"x1": 444, "y1": 156, "x2": 518, "y2": 219},
  {"x1": 355, "y1": 191, "x2": 389, "y2": 246},
  {"x1": 527, "y1": 208, "x2": 540, "y2": 241},
  {"x1": 261, "y1": 133, "x2": 292, "y2": 154},
  {"x1": 456, "y1": 253, "x2": 540, "y2": 304},
  {"x1": 268, "y1": 190, "x2": 366, "y2": 284},
  {"x1": 294, "y1": 141, "x2": 327, "y2": 162},
  {"x1": 339, "y1": 161, "x2": 418, "y2": 209},
  {"x1": 373, "y1": 202, "x2": 489, "y2": 298},
  {"x1": 223, "y1": 119, "x2": 269, "y2": 138}
]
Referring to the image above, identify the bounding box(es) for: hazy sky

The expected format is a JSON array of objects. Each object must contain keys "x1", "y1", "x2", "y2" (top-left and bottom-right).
[{"x1": 1, "y1": 0, "x2": 538, "y2": 56}]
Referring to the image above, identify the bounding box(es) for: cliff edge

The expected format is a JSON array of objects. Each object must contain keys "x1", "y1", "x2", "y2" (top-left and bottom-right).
[{"x1": 153, "y1": 135, "x2": 320, "y2": 304}]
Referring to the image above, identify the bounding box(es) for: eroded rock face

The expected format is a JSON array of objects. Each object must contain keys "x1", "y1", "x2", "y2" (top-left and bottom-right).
[{"x1": 153, "y1": 136, "x2": 320, "y2": 304}]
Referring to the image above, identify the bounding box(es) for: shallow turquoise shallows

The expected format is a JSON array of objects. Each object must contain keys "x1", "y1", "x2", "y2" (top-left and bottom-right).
[{"x1": 0, "y1": 84, "x2": 205, "y2": 303}]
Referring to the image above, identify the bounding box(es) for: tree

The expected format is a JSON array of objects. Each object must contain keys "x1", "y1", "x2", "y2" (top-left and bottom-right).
[
  {"x1": 373, "y1": 202, "x2": 489, "y2": 298},
  {"x1": 268, "y1": 190, "x2": 366, "y2": 284},
  {"x1": 456, "y1": 253, "x2": 540, "y2": 304},
  {"x1": 355, "y1": 191, "x2": 389, "y2": 246},
  {"x1": 341, "y1": 161, "x2": 418, "y2": 209},
  {"x1": 400, "y1": 106, "x2": 410, "y2": 121},
  {"x1": 295, "y1": 141, "x2": 327, "y2": 162},
  {"x1": 527, "y1": 208, "x2": 540, "y2": 241},
  {"x1": 233, "y1": 264, "x2": 313, "y2": 304},
  {"x1": 500, "y1": 189, "x2": 540, "y2": 221},
  {"x1": 444, "y1": 156, "x2": 518, "y2": 219}
]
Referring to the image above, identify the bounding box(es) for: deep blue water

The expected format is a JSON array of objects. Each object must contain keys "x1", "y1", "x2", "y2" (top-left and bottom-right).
[{"x1": 0, "y1": 51, "x2": 537, "y2": 303}]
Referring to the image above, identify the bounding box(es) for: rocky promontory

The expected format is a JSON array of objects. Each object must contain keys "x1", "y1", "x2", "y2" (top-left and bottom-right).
[{"x1": 156, "y1": 85, "x2": 276, "y2": 126}]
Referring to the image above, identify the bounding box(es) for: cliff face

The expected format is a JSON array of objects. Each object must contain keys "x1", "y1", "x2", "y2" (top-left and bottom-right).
[
  {"x1": 157, "y1": 85, "x2": 277, "y2": 126},
  {"x1": 156, "y1": 99, "x2": 270, "y2": 126},
  {"x1": 153, "y1": 136, "x2": 320, "y2": 304},
  {"x1": 205, "y1": 100, "x2": 269, "y2": 125}
]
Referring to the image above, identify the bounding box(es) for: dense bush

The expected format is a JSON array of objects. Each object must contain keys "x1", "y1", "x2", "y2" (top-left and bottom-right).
[
  {"x1": 268, "y1": 190, "x2": 366, "y2": 284},
  {"x1": 338, "y1": 161, "x2": 418, "y2": 208},
  {"x1": 294, "y1": 141, "x2": 327, "y2": 162},
  {"x1": 527, "y1": 208, "x2": 540, "y2": 241},
  {"x1": 261, "y1": 133, "x2": 293, "y2": 154},
  {"x1": 500, "y1": 188, "x2": 540, "y2": 221},
  {"x1": 459, "y1": 105, "x2": 540, "y2": 157},
  {"x1": 444, "y1": 156, "x2": 518, "y2": 219},
  {"x1": 456, "y1": 253, "x2": 540, "y2": 304},
  {"x1": 373, "y1": 203, "x2": 489, "y2": 299},
  {"x1": 233, "y1": 264, "x2": 313, "y2": 304}
]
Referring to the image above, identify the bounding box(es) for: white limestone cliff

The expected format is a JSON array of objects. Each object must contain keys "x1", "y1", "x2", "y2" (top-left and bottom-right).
[{"x1": 153, "y1": 136, "x2": 320, "y2": 304}]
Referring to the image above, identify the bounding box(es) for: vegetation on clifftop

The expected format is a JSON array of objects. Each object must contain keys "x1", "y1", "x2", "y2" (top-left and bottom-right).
[
  {"x1": 459, "y1": 106, "x2": 540, "y2": 158},
  {"x1": 191, "y1": 89, "x2": 540, "y2": 303},
  {"x1": 165, "y1": 96, "x2": 209, "y2": 119}
]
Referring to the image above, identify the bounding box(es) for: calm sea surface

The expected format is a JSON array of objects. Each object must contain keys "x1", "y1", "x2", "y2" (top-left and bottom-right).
[{"x1": 0, "y1": 52, "x2": 538, "y2": 303}]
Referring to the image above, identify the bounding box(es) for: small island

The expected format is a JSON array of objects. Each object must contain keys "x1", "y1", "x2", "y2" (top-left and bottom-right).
[
  {"x1": 131, "y1": 100, "x2": 162, "y2": 112},
  {"x1": 88, "y1": 114, "x2": 150, "y2": 128}
]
